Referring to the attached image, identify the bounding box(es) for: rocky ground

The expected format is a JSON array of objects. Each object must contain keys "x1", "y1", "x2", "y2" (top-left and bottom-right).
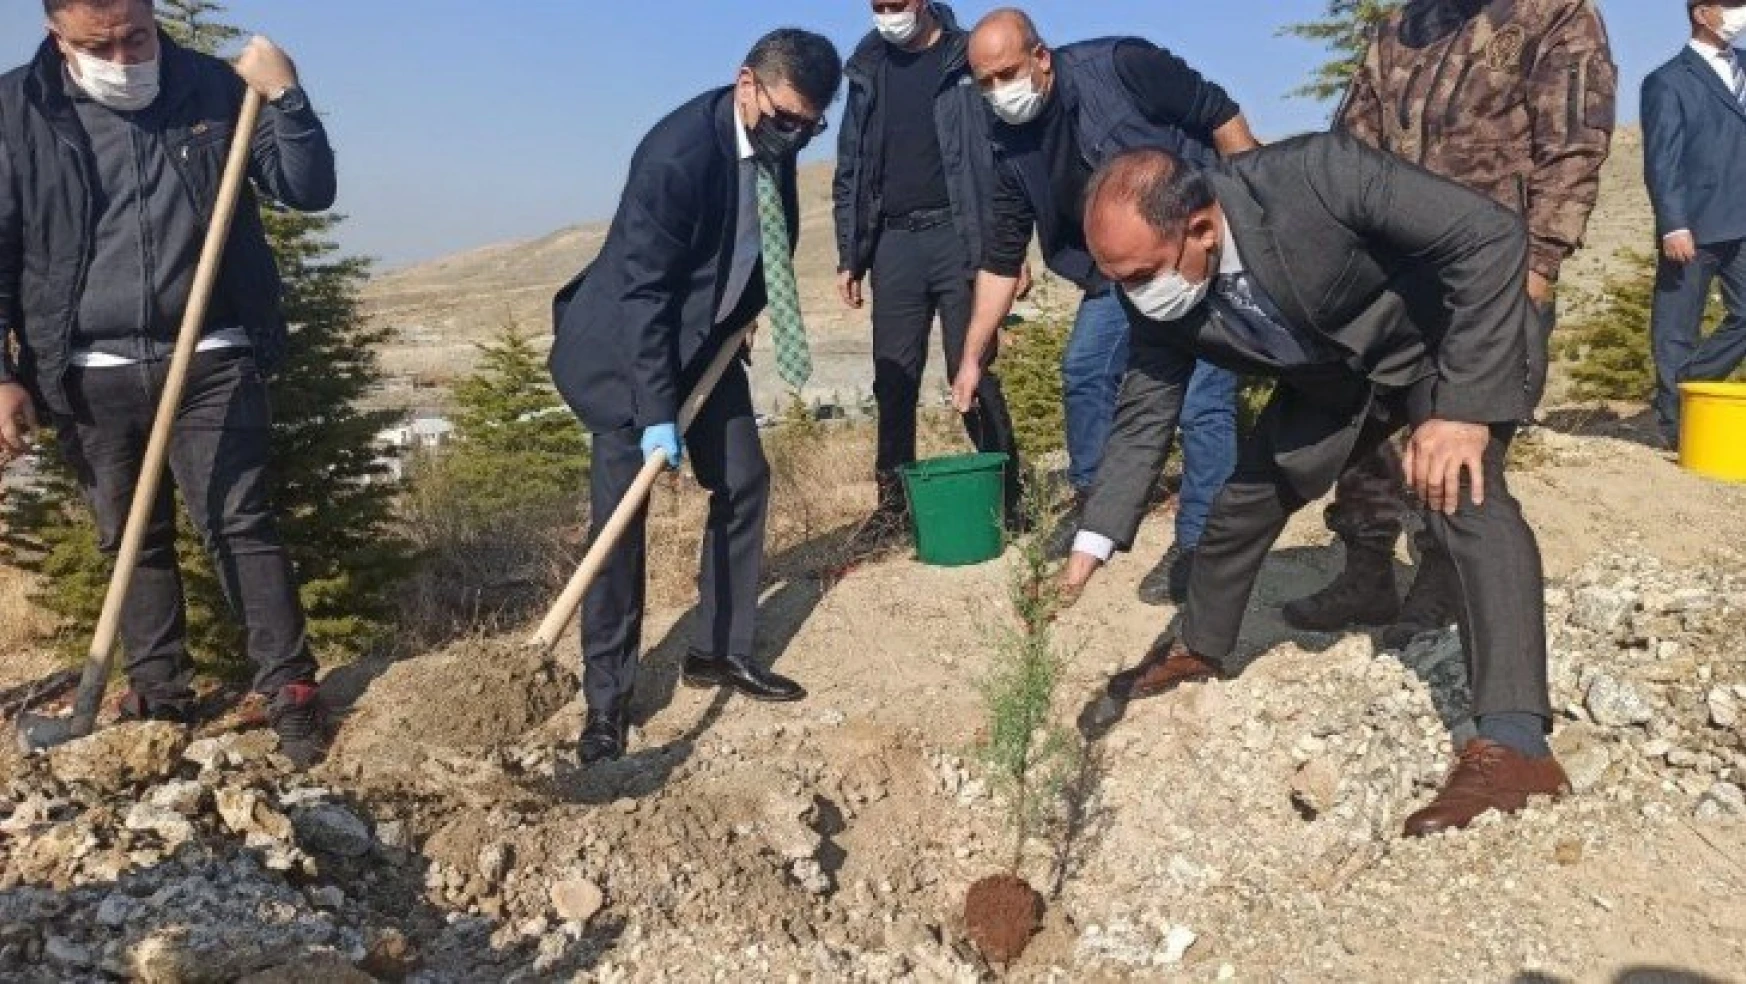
[{"x1": 2, "y1": 428, "x2": 1744, "y2": 983}]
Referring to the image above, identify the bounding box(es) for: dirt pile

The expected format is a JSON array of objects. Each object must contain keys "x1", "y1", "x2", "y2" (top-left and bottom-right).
[
  {"x1": 1051, "y1": 549, "x2": 1746, "y2": 980},
  {"x1": 1, "y1": 544, "x2": 1742, "y2": 980}
]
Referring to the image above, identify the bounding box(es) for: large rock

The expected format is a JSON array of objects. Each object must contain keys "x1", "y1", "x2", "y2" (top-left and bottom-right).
[
  {"x1": 1709, "y1": 688, "x2": 1741, "y2": 731},
  {"x1": 125, "y1": 803, "x2": 196, "y2": 848},
  {"x1": 549, "y1": 878, "x2": 605, "y2": 924},
  {"x1": 48, "y1": 722, "x2": 187, "y2": 791},
  {"x1": 237, "y1": 953, "x2": 376, "y2": 984},
  {"x1": 1585, "y1": 674, "x2": 1654, "y2": 729},
  {"x1": 760, "y1": 794, "x2": 822, "y2": 863},
  {"x1": 1696, "y1": 782, "x2": 1746, "y2": 820},
  {"x1": 131, "y1": 926, "x2": 326, "y2": 984},
  {"x1": 215, "y1": 788, "x2": 294, "y2": 844},
  {"x1": 291, "y1": 804, "x2": 374, "y2": 858},
  {"x1": 1550, "y1": 725, "x2": 1613, "y2": 795},
  {"x1": 1571, "y1": 585, "x2": 1636, "y2": 637}
]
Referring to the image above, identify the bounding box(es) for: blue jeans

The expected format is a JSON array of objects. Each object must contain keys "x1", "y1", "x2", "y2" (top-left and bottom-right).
[{"x1": 1063, "y1": 289, "x2": 1238, "y2": 548}]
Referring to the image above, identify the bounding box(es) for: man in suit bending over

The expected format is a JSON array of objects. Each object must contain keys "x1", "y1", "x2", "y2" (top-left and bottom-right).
[
  {"x1": 549, "y1": 29, "x2": 843, "y2": 765},
  {"x1": 1061, "y1": 136, "x2": 1570, "y2": 837}
]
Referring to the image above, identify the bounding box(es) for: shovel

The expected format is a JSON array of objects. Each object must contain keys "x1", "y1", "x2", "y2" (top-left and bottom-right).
[
  {"x1": 527, "y1": 322, "x2": 756, "y2": 653},
  {"x1": 16, "y1": 89, "x2": 264, "y2": 754}
]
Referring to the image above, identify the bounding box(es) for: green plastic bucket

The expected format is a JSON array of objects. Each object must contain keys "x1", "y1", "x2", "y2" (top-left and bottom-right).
[{"x1": 900, "y1": 452, "x2": 1010, "y2": 567}]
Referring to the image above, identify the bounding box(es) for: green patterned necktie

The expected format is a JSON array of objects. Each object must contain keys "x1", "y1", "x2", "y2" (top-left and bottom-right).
[{"x1": 755, "y1": 163, "x2": 812, "y2": 390}]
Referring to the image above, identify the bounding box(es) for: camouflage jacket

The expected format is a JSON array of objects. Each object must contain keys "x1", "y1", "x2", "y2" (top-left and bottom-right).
[{"x1": 1336, "y1": 0, "x2": 1616, "y2": 282}]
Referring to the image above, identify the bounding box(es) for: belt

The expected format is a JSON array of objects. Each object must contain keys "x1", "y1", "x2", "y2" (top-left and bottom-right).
[{"x1": 883, "y1": 207, "x2": 954, "y2": 232}]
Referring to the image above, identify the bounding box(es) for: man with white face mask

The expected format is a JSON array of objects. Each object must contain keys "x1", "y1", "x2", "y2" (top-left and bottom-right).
[
  {"x1": 0, "y1": 0, "x2": 337, "y2": 764},
  {"x1": 952, "y1": 8, "x2": 1260, "y2": 605},
  {"x1": 1066, "y1": 137, "x2": 1566, "y2": 837},
  {"x1": 833, "y1": 1, "x2": 1025, "y2": 546},
  {"x1": 1644, "y1": 0, "x2": 1746, "y2": 446}
]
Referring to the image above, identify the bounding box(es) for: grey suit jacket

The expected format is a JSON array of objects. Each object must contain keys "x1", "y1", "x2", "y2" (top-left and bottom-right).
[{"x1": 1083, "y1": 132, "x2": 1541, "y2": 551}]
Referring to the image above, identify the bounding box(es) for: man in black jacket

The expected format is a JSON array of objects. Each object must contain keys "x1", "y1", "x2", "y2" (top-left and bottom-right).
[
  {"x1": 1063, "y1": 138, "x2": 1570, "y2": 837},
  {"x1": 833, "y1": 1, "x2": 1023, "y2": 539},
  {"x1": 952, "y1": 8, "x2": 1260, "y2": 603},
  {"x1": 0, "y1": 0, "x2": 337, "y2": 765},
  {"x1": 550, "y1": 30, "x2": 842, "y2": 766}
]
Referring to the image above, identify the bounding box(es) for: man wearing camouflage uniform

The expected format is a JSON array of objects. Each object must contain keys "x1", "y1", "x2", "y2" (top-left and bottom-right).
[{"x1": 1285, "y1": 0, "x2": 1616, "y2": 648}]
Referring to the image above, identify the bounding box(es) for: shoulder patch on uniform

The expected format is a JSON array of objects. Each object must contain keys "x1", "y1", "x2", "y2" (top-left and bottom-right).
[{"x1": 1486, "y1": 25, "x2": 1527, "y2": 72}]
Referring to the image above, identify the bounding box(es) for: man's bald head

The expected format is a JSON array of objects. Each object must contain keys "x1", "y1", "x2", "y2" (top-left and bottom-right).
[
  {"x1": 1086, "y1": 149, "x2": 1215, "y2": 240},
  {"x1": 1085, "y1": 148, "x2": 1223, "y2": 293},
  {"x1": 968, "y1": 7, "x2": 1050, "y2": 92}
]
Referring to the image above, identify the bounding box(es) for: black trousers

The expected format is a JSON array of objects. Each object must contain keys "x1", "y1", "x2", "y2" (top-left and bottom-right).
[
  {"x1": 871, "y1": 221, "x2": 1022, "y2": 509},
  {"x1": 1181, "y1": 393, "x2": 1551, "y2": 720},
  {"x1": 581, "y1": 359, "x2": 769, "y2": 711},
  {"x1": 54, "y1": 348, "x2": 317, "y2": 709}
]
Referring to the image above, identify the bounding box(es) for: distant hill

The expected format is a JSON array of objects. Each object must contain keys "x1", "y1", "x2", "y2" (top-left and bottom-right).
[
  {"x1": 361, "y1": 164, "x2": 855, "y2": 412},
  {"x1": 361, "y1": 127, "x2": 1651, "y2": 412}
]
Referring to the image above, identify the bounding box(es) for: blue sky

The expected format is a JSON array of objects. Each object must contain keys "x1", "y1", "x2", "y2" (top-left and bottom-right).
[{"x1": 1, "y1": 1, "x2": 1680, "y2": 269}]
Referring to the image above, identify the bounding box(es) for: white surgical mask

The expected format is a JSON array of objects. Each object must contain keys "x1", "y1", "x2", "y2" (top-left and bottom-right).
[
  {"x1": 1123, "y1": 262, "x2": 1213, "y2": 323},
  {"x1": 987, "y1": 75, "x2": 1045, "y2": 125},
  {"x1": 66, "y1": 49, "x2": 160, "y2": 112},
  {"x1": 1718, "y1": 7, "x2": 1746, "y2": 43},
  {"x1": 875, "y1": 11, "x2": 921, "y2": 46}
]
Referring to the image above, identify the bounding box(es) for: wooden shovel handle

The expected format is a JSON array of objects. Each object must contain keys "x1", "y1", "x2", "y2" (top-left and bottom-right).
[{"x1": 528, "y1": 324, "x2": 756, "y2": 653}]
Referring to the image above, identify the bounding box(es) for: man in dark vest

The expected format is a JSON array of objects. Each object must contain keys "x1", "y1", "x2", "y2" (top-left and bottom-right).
[
  {"x1": 950, "y1": 7, "x2": 1259, "y2": 603},
  {"x1": 549, "y1": 30, "x2": 842, "y2": 766},
  {"x1": 0, "y1": 0, "x2": 337, "y2": 766}
]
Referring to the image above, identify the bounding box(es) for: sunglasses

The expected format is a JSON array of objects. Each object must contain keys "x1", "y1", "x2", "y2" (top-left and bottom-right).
[{"x1": 756, "y1": 81, "x2": 829, "y2": 137}]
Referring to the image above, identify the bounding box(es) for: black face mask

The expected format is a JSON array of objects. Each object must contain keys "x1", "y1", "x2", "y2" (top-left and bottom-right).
[{"x1": 748, "y1": 116, "x2": 814, "y2": 164}]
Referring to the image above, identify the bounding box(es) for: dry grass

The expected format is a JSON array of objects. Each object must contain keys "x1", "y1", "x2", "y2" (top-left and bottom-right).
[
  {"x1": 394, "y1": 411, "x2": 989, "y2": 643},
  {"x1": 644, "y1": 419, "x2": 884, "y2": 609},
  {"x1": 0, "y1": 563, "x2": 57, "y2": 653}
]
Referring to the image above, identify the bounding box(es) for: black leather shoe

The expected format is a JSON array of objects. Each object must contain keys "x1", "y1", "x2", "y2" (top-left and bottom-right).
[
  {"x1": 682, "y1": 651, "x2": 807, "y2": 702},
  {"x1": 579, "y1": 706, "x2": 628, "y2": 765}
]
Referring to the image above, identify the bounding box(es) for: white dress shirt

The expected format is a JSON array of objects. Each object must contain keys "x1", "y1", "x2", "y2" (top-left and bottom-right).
[{"x1": 1071, "y1": 222, "x2": 1245, "y2": 563}]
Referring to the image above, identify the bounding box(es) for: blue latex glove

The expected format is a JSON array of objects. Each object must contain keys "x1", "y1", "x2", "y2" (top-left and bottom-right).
[{"x1": 640, "y1": 422, "x2": 683, "y2": 470}]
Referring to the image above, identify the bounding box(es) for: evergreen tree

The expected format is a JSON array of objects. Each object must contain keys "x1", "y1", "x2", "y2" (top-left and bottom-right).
[
  {"x1": 1000, "y1": 314, "x2": 1070, "y2": 458},
  {"x1": 2, "y1": 3, "x2": 410, "y2": 668},
  {"x1": 413, "y1": 325, "x2": 589, "y2": 528},
  {"x1": 1280, "y1": 0, "x2": 1401, "y2": 103},
  {"x1": 156, "y1": 0, "x2": 244, "y2": 53}
]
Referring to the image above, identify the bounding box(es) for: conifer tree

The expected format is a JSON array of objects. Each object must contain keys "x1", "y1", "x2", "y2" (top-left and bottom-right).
[
  {"x1": 3, "y1": 2, "x2": 410, "y2": 667},
  {"x1": 1280, "y1": 0, "x2": 1401, "y2": 103}
]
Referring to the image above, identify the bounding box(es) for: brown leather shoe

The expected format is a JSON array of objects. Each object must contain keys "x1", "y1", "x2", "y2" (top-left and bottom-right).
[
  {"x1": 1107, "y1": 640, "x2": 1227, "y2": 702},
  {"x1": 1403, "y1": 740, "x2": 1571, "y2": 837}
]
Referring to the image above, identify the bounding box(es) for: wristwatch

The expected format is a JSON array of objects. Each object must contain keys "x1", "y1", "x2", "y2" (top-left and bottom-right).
[{"x1": 269, "y1": 85, "x2": 309, "y2": 114}]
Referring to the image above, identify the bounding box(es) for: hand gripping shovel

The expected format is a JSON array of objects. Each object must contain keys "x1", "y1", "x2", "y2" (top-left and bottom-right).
[
  {"x1": 16, "y1": 90, "x2": 264, "y2": 754},
  {"x1": 527, "y1": 323, "x2": 756, "y2": 653}
]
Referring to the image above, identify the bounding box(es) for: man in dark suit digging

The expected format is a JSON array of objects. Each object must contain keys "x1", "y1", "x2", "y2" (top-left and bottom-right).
[{"x1": 549, "y1": 29, "x2": 842, "y2": 765}]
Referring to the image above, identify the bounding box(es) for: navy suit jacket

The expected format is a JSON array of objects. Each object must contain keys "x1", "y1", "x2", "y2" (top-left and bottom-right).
[
  {"x1": 550, "y1": 87, "x2": 800, "y2": 434},
  {"x1": 1643, "y1": 45, "x2": 1746, "y2": 245}
]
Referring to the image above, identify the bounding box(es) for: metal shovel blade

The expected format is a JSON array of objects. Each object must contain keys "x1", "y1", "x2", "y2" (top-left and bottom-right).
[{"x1": 14, "y1": 711, "x2": 91, "y2": 754}]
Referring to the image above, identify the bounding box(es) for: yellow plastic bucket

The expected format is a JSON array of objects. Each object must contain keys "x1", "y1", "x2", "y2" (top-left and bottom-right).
[{"x1": 1680, "y1": 382, "x2": 1746, "y2": 483}]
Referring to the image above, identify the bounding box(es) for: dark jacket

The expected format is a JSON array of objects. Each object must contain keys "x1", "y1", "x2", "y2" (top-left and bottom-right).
[
  {"x1": 992, "y1": 38, "x2": 1220, "y2": 288},
  {"x1": 549, "y1": 87, "x2": 800, "y2": 434},
  {"x1": 1338, "y1": 0, "x2": 1616, "y2": 281},
  {"x1": 1083, "y1": 133, "x2": 1540, "y2": 550},
  {"x1": 0, "y1": 33, "x2": 338, "y2": 415},
  {"x1": 1642, "y1": 44, "x2": 1746, "y2": 245},
  {"x1": 832, "y1": 3, "x2": 994, "y2": 279}
]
